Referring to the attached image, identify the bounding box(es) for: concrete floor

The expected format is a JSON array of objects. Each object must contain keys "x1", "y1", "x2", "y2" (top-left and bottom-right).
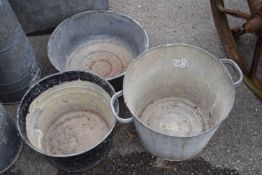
[{"x1": 3, "y1": 0, "x2": 262, "y2": 174}]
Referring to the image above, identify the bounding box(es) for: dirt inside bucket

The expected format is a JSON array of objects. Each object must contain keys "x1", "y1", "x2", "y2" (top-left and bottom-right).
[
  {"x1": 42, "y1": 111, "x2": 109, "y2": 155},
  {"x1": 66, "y1": 39, "x2": 133, "y2": 79},
  {"x1": 140, "y1": 97, "x2": 213, "y2": 137},
  {"x1": 26, "y1": 80, "x2": 112, "y2": 155}
]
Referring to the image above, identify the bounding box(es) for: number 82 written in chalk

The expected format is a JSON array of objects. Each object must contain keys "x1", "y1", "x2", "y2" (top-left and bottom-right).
[{"x1": 173, "y1": 59, "x2": 187, "y2": 68}]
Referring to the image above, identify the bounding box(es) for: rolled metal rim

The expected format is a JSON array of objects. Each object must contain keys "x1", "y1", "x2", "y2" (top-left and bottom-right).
[
  {"x1": 0, "y1": 66, "x2": 41, "y2": 105},
  {"x1": 0, "y1": 104, "x2": 5, "y2": 141},
  {"x1": 17, "y1": 71, "x2": 118, "y2": 158},
  {"x1": 0, "y1": 143, "x2": 23, "y2": 174},
  {"x1": 0, "y1": 141, "x2": 23, "y2": 174},
  {"x1": 47, "y1": 10, "x2": 149, "y2": 81},
  {"x1": 122, "y1": 43, "x2": 238, "y2": 138}
]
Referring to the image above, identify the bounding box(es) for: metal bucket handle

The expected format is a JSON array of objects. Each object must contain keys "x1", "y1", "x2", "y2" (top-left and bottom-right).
[
  {"x1": 220, "y1": 59, "x2": 243, "y2": 87},
  {"x1": 111, "y1": 91, "x2": 133, "y2": 124}
]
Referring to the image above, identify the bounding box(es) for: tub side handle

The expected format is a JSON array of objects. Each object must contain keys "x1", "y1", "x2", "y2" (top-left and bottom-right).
[
  {"x1": 110, "y1": 91, "x2": 133, "y2": 124},
  {"x1": 220, "y1": 59, "x2": 243, "y2": 87}
]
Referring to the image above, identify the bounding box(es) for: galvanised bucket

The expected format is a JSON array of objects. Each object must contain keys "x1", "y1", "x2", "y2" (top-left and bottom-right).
[
  {"x1": 0, "y1": 103, "x2": 23, "y2": 173},
  {"x1": 9, "y1": 0, "x2": 109, "y2": 33},
  {"x1": 17, "y1": 71, "x2": 118, "y2": 172},
  {"x1": 0, "y1": 0, "x2": 40, "y2": 103}
]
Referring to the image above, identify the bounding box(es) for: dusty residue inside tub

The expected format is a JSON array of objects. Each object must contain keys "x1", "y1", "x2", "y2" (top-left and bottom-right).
[
  {"x1": 66, "y1": 39, "x2": 134, "y2": 79},
  {"x1": 26, "y1": 80, "x2": 114, "y2": 155},
  {"x1": 140, "y1": 97, "x2": 213, "y2": 137},
  {"x1": 42, "y1": 111, "x2": 109, "y2": 155}
]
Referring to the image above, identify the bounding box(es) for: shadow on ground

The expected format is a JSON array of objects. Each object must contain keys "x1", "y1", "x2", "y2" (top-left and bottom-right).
[{"x1": 54, "y1": 152, "x2": 239, "y2": 175}]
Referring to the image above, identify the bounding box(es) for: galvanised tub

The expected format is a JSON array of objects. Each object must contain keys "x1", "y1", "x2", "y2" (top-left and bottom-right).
[
  {"x1": 48, "y1": 11, "x2": 148, "y2": 91},
  {"x1": 111, "y1": 44, "x2": 243, "y2": 161},
  {"x1": 17, "y1": 71, "x2": 118, "y2": 172}
]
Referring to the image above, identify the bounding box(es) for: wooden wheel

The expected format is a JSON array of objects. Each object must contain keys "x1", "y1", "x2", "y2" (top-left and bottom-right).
[{"x1": 211, "y1": 0, "x2": 262, "y2": 98}]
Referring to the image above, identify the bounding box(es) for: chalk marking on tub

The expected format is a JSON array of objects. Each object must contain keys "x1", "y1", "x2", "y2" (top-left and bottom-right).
[{"x1": 173, "y1": 59, "x2": 187, "y2": 68}]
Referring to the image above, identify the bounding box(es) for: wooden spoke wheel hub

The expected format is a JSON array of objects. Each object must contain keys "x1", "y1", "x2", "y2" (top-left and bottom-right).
[{"x1": 211, "y1": 0, "x2": 262, "y2": 98}]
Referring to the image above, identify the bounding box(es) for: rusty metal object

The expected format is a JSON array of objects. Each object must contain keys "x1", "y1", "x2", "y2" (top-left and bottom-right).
[
  {"x1": 244, "y1": 15, "x2": 262, "y2": 34},
  {"x1": 211, "y1": 0, "x2": 262, "y2": 98}
]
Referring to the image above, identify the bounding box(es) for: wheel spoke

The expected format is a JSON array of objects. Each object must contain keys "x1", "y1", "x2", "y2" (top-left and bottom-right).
[
  {"x1": 250, "y1": 37, "x2": 262, "y2": 89},
  {"x1": 248, "y1": 0, "x2": 262, "y2": 15},
  {"x1": 231, "y1": 26, "x2": 246, "y2": 37},
  {"x1": 216, "y1": 4, "x2": 252, "y2": 20}
]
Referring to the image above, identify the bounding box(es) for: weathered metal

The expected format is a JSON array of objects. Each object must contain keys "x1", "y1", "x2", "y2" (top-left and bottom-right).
[
  {"x1": 48, "y1": 11, "x2": 149, "y2": 91},
  {"x1": 211, "y1": 0, "x2": 262, "y2": 98},
  {"x1": 8, "y1": 0, "x2": 108, "y2": 34},
  {"x1": 0, "y1": 0, "x2": 40, "y2": 103},
  {"x1": 0, "y1": 103, "x2": 23, "y2": 173},
  {"x1": 17, "y1": 71, "x2": 118, "y2": 172},
  {"x1": 110, "y1": 44, "x2": 242, "y2": 160}
]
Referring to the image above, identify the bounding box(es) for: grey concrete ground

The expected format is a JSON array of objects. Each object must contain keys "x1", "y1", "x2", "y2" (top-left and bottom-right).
[{"x1": 3, "y1": 0, "x2": 262, "y2": 174}]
